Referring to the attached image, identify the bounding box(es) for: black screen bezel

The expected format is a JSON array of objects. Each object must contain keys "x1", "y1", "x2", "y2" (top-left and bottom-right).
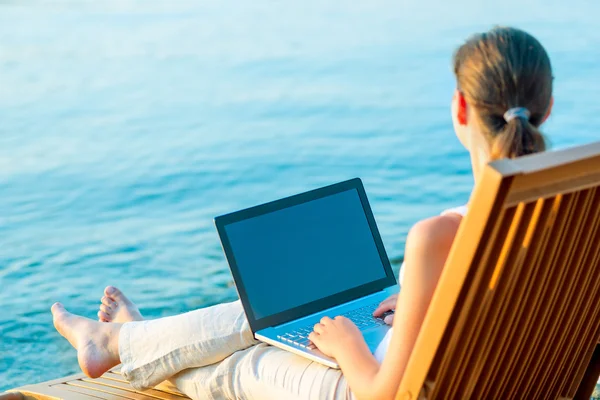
[{"x1": 214, "y1": 178, "x2": 397, "y2": 333}]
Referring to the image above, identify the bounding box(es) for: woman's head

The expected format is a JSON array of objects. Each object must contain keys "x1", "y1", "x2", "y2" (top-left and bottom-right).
[{"x1": 451, "y1": 27, "x2": 554, "y2": 160}]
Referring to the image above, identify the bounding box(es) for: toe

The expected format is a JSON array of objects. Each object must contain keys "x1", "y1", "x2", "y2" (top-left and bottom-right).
[
  {"x1": 101, "y1": 296, "x2": 116, "y2": 308},
  {"x1": 52, "y1": 303, "x2": 71, "y2": 334},
  {"x1": 104, "y1": 286, "x2": 124, "y2": 301},
  {"x1": 99, "y1": 304, "x2": 112, "y2": 314},
  {"x1": 51, "y1": 302, "x2": 65, "y2": 315},
  {"x1": 98, "y1": 310, "x2": 110, "y2": 321}
]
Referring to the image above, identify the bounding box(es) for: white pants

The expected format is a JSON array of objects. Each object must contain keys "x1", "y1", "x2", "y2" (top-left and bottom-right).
[{"x1": 119, "y1": 300, "x2": 354, "y2": 400}]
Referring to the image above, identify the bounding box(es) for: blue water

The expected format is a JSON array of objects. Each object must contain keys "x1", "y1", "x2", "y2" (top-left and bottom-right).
[{"x1": 1, "y1": 0, "x2": 599, "y2": 391}]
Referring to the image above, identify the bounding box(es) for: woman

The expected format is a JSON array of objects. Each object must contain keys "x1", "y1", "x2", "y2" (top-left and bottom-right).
[{"x1": 51, "y1": 26, "x2": 553, "y2": 400}]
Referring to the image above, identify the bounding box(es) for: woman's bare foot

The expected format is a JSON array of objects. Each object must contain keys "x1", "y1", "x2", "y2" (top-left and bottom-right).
[
  {"x1": 98, "y1": 286, "x2": 143, "y2": 323},
  {"x1": 51, "y1": 302, "x2": 122, "y2": 378}
]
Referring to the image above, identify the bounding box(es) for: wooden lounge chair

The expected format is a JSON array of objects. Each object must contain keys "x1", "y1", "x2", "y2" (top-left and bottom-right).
[
  {"x1": 4, "y1": 141, "x2": 600, "y2": 399},
  {"x1": 396, "y1": 140, "x2": 600, "y2": 400}
]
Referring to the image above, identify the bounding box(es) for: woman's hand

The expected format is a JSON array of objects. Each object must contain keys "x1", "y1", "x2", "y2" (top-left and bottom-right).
[
  {"x1": 372, "y1": 293, "x2": 398, "y2": 325},
  {"x1": 308, "y1": 316, "x2": 365, "y2": 359}
]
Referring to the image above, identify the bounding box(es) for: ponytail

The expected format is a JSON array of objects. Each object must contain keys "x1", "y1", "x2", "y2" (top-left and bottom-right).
[
  {"x1": 453, "y1": 27, "x2": 553, "y2": 160},
  {"x1": 491, "y1": 118, "x2": 547, "y2": 160}
]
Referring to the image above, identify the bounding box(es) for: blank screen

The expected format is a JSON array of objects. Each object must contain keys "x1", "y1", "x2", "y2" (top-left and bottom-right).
[{"x1": 224, "y1": 189, "x2": 387, "y2": 320}]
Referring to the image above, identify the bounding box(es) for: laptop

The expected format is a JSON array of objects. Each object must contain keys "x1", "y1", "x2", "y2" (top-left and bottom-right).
[{"x1": 214, "y1": 178, "x2": 397, "y2": 368}]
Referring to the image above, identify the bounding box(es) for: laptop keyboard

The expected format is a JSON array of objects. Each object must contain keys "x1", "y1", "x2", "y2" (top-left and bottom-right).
[{"x1": 277, "y1": 302, "x2": 387, "y2": 349}]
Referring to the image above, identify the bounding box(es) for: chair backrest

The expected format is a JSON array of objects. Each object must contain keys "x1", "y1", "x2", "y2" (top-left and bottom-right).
[{"x1": 396, "y1": 141, "x2": 600, "y2": 400}]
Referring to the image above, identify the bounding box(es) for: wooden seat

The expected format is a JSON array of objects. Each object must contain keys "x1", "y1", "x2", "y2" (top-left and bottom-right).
[{"x1": 5, "y1": 369, "x2": 190, "y2": 400}]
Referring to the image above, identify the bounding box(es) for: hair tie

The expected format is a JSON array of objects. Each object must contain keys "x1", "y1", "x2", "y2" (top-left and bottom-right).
[{"x1": 504, "y1": 107, "x2": 531, "y2": 123}]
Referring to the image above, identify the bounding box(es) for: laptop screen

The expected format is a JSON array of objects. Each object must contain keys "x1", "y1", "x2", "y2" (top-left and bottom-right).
[{"x1": 221, "y1": 185, "x2": 392, "y2": 326}]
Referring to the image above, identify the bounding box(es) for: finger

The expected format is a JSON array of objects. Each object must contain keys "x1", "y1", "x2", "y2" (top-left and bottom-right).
[
  {"x1": 313, "y1": 323, "x2": 325, "y2": 334},
  {"x1": 373, "y1": 300, "x2": 393, "y2": 314},
  {"x1": 308, "y1": 332, "x2": 321, "y2": 348},
  {"x1": 99, "y1": 304, "x2": 112, "y2": 314},
  {"x1": 384, "y1": 314, "x2": 394, "y2": 325},
  {"x1": 320, "y1": 316, "x2": 333, "y2": 325},
  {"x1": 373, "y1": 301, "x2": 394, "y2": 316}
]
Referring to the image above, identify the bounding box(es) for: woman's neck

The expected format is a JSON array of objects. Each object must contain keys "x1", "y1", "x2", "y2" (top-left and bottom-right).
[{"x1": 469, "y1": 143, "x2": 491, "y2": 184}]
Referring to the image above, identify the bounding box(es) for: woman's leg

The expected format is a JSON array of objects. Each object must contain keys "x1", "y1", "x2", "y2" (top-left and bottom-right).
[
  {"x1": 51, "y1": 299, "x2": 259, "y2": 390},
  {"x1": 53, "y1": 294, "x2": 354, "y2": 400},
  {"x1": 170, "y1": 343, "x2": 354, "y2": 400},
  {"x1": 119, "y1": 299, "x2": 258, "y2": 389}
]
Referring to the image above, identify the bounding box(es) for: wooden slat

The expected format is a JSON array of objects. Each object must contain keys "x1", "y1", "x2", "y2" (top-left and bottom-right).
[
  {"x1": 101, "y1": 370, "x2": 187, "y2": 398},
  {"x1": 500, "y1": 194, "x2": 569, "y2": 399},
  {"x1": 483, "y1": 201, "x2": 539, "y2": 399},
  {"x1": 102, "y1": 372, "x2": 129, "y2": 384},
  {"x1": 474, "y1": 199, "x2": 550, "y2": 399},
  {"x1": 563, "y1": 189, "x2": 600, "y2": 395},
  {"x1": 80, "y1": 378, "x2": 185, "y2": 400},
  {"x1": 479, "y1": 195, "x2": 558, "y2": 399},
  {"x1": 481, "y1": 194, "x2": 576, "y2": 400},
  {"x1": 565, "y1": 224, "x2": 600, "y2": 396},
  {"x1": 522, "y1": 191, "x2": 589, "y2": 398},
  {"x1": 537, "y1": 189, "x2": 595, "y2": 398},
  {"x1": 548, "y1": 189, "x2": 600, "y2": 396},
  {"x1": 510, "y1": 193, "x2": 578, "y2": 397},
  {"x1": 484, "y1": 198, "x2": 555, "y2": 399},
  {"x1": 15, "y1": 380, "x2": 97, "y2": 400},
  {"x1": 53, "y1": 383, "x2": 112, "y2": 399},
  {"x1": 14, "y1": 373, "x2": 90, "y2": 388},
  {"x1": 565, "y1": 275, "x2": 600, "y2": 398},
  {"x1": 68, "y1": 381, "x2": 153, "y2": 400},
  {"x1": 492, "y1": 141, "x2": 600, "y2": 174},
  {"x1": 457, "y1": 203, "x2": 534, "y2": 398},
  {"x1": 506, "y1": 169, "x2": 600, "y2": 207}
]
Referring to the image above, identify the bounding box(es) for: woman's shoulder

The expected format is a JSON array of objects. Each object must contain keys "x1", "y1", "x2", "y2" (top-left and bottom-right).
[
  {"x1": 406, "y1": 213, "x2": 462, "y2": 255},
  {"x1": 399, "y1": 210, "x2": 464, "y2": 283}
]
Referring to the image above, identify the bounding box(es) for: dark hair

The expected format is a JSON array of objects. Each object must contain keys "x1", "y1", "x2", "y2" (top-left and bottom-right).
[{"x1": 453, "y1": 27, "x2": 553, "y2": 159}]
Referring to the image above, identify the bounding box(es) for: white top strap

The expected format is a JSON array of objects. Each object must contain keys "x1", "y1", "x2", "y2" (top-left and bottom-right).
[{"x1": 440, "y1": 205, "x2": 468, "y2": 217}]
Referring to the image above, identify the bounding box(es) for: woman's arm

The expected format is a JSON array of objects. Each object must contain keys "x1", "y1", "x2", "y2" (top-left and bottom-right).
[
  {"x1": 310, "y1": 317, "x2": 381, "y2": 397},
  {"x1": 312, "y1": 214, "x2": 462, "y2": 400},
  {"x1": 369, "y1": 214, "x2": 462, "y2": 399}
]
